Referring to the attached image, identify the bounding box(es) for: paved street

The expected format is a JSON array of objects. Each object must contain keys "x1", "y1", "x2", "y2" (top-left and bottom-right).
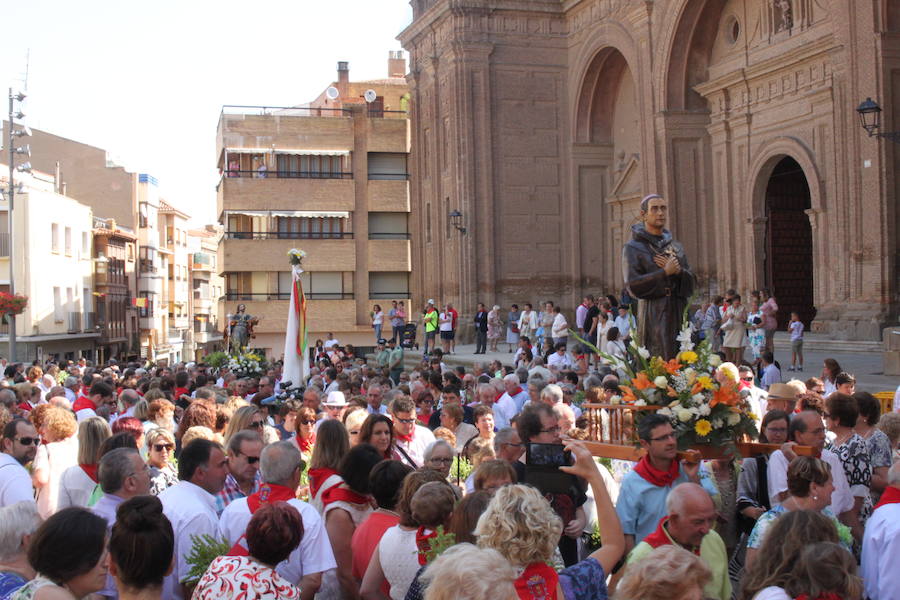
[{"x1": 401, "y1": 332, "x2": 898, "y2": 395}]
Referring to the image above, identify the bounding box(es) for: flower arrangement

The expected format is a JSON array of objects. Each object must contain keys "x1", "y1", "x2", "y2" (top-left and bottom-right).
[
  {"x1": 227, "y1": 351, "x2": 267, "y2": 378},
  {"x1": 0, "y1": 292, "x2": 28, "y2": 318},
  {"x1": 287, "y1": 248, "x2": 307, "y2": 266},
  {"x1": 574, "y1": 314, "x2": 759, "y2": 452}
]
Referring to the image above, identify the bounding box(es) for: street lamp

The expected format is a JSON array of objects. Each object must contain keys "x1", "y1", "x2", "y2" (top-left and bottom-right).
[
  {"x1": 856, "y1": 97, "x2": 900, "y2": 143},
  {"x1": 7, "y1": 88, "x2": 30, "y2": 361},
  {"x1": 448, "y1": 209, "x2": 466, "y2": 234}
]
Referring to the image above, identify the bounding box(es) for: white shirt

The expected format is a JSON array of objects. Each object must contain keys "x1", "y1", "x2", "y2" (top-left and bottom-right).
[
  {"x1": 767, "y1": 448, "x2": 853, "y2": 515},
  {"x1": 367, "y1": 404, "x2": 389, "y2": 416},
  {"x1": 575, "y1": 304, "x2": 588, "y2": 330},
  {"x1": 438, "y1": 312, "x2": 453, "y2": 332},
  {"x1": 551, "y1": 313, "x2": 568, "y2": 338},
  {"x1": 34, "y1": 436, "x2": 79, "y2": 519},
  {"x1": 751, "y1": 587, "x2": 791, "y2": 600},
  {"x1": 547, "y1": 352, "x2": 573, "y2": 371},
  {"x1": 218, "y1": 496, "x2": 336, "y2": 585},
  {"x1": 494, "y1": 388, "x2": 530, "y2": 430},
  {"x1": 0, "y1": 453, "x2": 35, "y2": 508},
  {"x1": 75, "y1": 406, "x2": 98, "y2": 423},
  {"x1": 894, "y1": 383, "x2": 900, "y2": 412},
  {"x1": 378, "y1": 526, "x2": 418, "y2": 600},
  {"x1": 57, "y1": 465, "x2": 98, "y2": 510},
  {"x1": 745, "y1": 386, "x2": 768, "y2": 431},
  {"x1": 614, "y1": 315, "x2": 633, "y2": 337},
  {"x1": 394, "y1": 425, "x2": 435, "y2": 468},
  {"x1": 862, "y1": 501, "x2": 900, "y2": 600},
  {"x1": 160, "y1": 481, "x2": 220, "y2": 600},
  {"x1": 323, "y1": 339, "x2": 339, "y2": 349}
]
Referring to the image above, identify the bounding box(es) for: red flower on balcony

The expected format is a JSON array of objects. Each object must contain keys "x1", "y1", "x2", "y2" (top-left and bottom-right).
[{"x1": 0, "y1": 292, "x2": 28, "y2": 318}]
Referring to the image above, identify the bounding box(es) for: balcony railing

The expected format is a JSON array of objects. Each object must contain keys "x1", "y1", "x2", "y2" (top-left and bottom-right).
[
  {"x1": 224, "y1": 292, "x2": 354, "y2": 301},
  {"x1": 369, "y1": 232, "x2": 411, "y2": 240},
  {"x1": 368, "y1": 173, "x2": 410, "y2": 181},
  {"x1": 221, "y1": 105, "x2": 352, "y2": 118},
  {"x1": 368, "y1": 109, "x2": 408, "y2": 119},
  {"x1": 0, "y1": 232, "x2": 8, "y2": 256},
  {"x1": 224, "y1": 231, "x2": 354, "y2": 240},
  {"x1": 370, "y1": 291, "x2": 411, "y2": 300},
  {"x1": 223, "y1": 169, "x2": 352, "y2": 179},
  {"x1": 83, "y1": 312, "x2": 97, "y2": 330},
  {"x1": 67, "y1": 312, "x2": 82, "y2": 333}
]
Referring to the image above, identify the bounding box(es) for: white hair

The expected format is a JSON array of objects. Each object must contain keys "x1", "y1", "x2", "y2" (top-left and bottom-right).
[
  {"x1": 503, "y1": 373, "x2": 519, "y2": 384},
  {"x1": 421, "y1": 543, "x2": 516, "y2": 600},
  {"x1": 541, "y1": 384, "x2": 564, "y2": 404},
  {"x1": 424, "y1": 439, "x2": 454, "y2": 462},
  {"x1": 0, "y1": 502, "x2": 41, "y2": 562}
]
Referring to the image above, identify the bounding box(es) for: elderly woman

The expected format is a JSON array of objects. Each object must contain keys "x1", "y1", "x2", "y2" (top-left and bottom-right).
[
  {"x1": 146, "y1": 428, "x2": 178, "y2": 495},
  {"x1": 0, "y1": 502, "x2": 42, "y2": 597},
  {"x1": 824, "y1": 392, "x2": 872, "y2": 543},
  {"x1": 32, "y1": 406, "x2": 79, "y2": 518},
  {"x1": 439, "y1": 403, "x2": 477, "y2": 454},
  {"x1": 745, "y1": 456, "x2": 851, "y2": 569},
  {"x1": 616, "y1": 545, "x2": 711, "y2": 600},
  {"x1": 291, "y1": 406, "x2": 317, "y2": 457},
  {"x1": 853, "y1": 391, "x2": 892, "y2": 502},
  {"x1": 487, "y1": 305, "x2": 503, "y2": 353},
  {"x1": 57, "y1": 417, "x2": 112, "y2": 509},
  {"x1": 423, "y1": 440, "x2": 455, "y2": 479},
  {"x1": 418, "y1": 544, "x2": 516, "y2": 600},
  {"x1": 475, "y1": 440, "x2": 624, "y2": 600}
]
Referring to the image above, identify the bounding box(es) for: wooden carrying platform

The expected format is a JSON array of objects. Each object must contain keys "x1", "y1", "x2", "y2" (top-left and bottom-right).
[{"x1": 580, "y1": 403, "x2": 815, "y2": 461}]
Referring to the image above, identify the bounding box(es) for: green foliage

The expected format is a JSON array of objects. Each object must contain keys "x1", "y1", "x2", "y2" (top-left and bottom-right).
[
  {"x1": 205, "y1": 351, "x2": 230, "y2": 369},
  {"x1": 181, "y1": 533, "x2": 231, "y2": 585},
  {"x1": 451, "y1": 456, "x2": 473, "y2": 484},
  {"x1": 422, "y1": 525, "x2": 456, "y2": 564}
]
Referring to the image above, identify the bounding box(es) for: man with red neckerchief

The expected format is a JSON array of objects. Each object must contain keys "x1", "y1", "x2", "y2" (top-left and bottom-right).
[
  {"x1": 72, "y1": 381, "x2": 114, "y2": 423},
  {"x1": 391, "y1": 396, "x2": 435, "y2": 468},
  {"x1": 861, "y1": 461, "x2": 900, "y2": 599},
  {"x1": 615, "y1": 414, "x2": 713, "y2": 554},
  {"x1": 219, "y1": 441, "x2": 335, "y2": 600}
]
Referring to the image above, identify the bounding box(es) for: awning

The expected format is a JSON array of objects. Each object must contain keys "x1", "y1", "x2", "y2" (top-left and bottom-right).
[
  {"x1": 224, "y1": 147, "x2": 270, "y2": 154},
  {"x1": 270, "y1": 210, "x2": 350, "y2": 218},
  {"x1": 224, "y1": 210, "x2": 270, "y2": 217},
  {"x1": 273, "y1": 149, "x2": 350, "y2": 156}
]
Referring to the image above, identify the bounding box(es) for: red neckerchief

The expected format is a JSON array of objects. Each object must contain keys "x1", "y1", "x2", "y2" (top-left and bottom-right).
[
  {"x1": 493, "y1": 392, "x2": 503, "y2": 404},
  {"x1": 73, "y1": 396, "x2": 94, "y2": 413},
  {"x1": 794, "y1": 594, "x2": 843, "y2": 600},
  {"x1": 508, "y1": 386, "x2": 523, "y2": 397},
  {"x1": 246, "y1": 483, "x2": 296, "y2": 513},
  {"x1": 174, "y1": 387, "x2": 189, "y2": 398},
  {"x1": 321, "y1": 483, "x2": 369, "y2": 507},
  {"x1": 79, "y1": 464, "x2": 99, "y2": 483},
  {"x1": 416, "y1": 526, "x2": 438, "y2": 565},
  {"x1": 16, "y1": 401, "x2": 33, "y2": 413},
  {"x1": 395, "y1": 426, "x2": 415, "y2": 444},
  {"x1": 514, "y1": 562, "x2": 559, "y2": 600},
  {"x1": 874, "y1": 485, "x2": 900, "y2": 510},
  {"x1": 308, "y1": 467, "x2": 338, "y2": 499},
  {"x1": 633, "y1": 455, "x2": 680, "y2": 487},
  {"x1": 296, "y1": 433, "x2": 315, "y2": 454},
  {"x1": 643, "y1": 517, "x2": 700, "y2": 555}
]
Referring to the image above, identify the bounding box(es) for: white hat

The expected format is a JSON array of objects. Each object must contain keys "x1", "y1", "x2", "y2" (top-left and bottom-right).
[
  {"x1": 427, "y1": 299, "x2": 435, "y2": 305},
  {"x1": 324, "y1": 391, "x2": 349, "y2": 407}
]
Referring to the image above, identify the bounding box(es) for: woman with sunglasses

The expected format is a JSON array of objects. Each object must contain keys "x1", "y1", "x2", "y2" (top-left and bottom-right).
[
  {"x1": 291, "y1": 406, "x2": 317, "y2": 459},
  {"x1": 222, "y1": 405, "x2": 265, "y2": 447},
  {"x1": 146, "y1": 428, "x2": 178, "y2": 496}
]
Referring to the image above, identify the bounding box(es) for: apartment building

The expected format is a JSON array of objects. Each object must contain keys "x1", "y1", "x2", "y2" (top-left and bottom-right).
[
  {"x1": 92, "y1": 217, "x2": 138, "y2": 363},
  {"x1": 216, "y1": 53, "x2": 412, "y2": 356},
  {"x1": 0, "y1": 166, "x2": 98, "y2": 362},
  {"x1": 188, "y1": 226, "x2": 225, "y2": 360},
  {"x1": 159, "y1": 200, "x2": 192, "y2": 363}
]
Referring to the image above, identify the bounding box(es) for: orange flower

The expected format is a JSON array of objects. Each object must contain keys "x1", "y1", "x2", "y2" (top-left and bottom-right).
[
  {"x1": 710, "y1": 384, "x2": 739, "y2": 408},
  {"x1": 664, "y1": 359, "x2": 681, "y2": 375},
  {"x1": 619, "y1": 385, "x2": 638, "y2": 404},
  {"x1": 667, "y1": 386, "x2": 678, "y2": 398},
  {"x1": 632, "y1": 372, "x2": 655, "y2": 391},
  {"x1": 691, "y1": 380, "x2": 704, "y2": 395}
]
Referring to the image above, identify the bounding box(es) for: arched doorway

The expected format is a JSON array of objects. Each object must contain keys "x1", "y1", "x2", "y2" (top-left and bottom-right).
[{"x1": 764, "y1": 156, "x2": 814, "y2": 329}]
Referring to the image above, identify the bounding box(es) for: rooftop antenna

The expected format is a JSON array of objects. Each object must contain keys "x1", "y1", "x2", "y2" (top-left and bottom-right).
[{"x1": 23, "y1": 49, "x2": 30, "y2": 91}]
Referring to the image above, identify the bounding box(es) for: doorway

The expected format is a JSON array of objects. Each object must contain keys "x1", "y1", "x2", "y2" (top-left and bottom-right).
[{"x1": 764, "y1": 156, "x2": 814, "y2": 329}]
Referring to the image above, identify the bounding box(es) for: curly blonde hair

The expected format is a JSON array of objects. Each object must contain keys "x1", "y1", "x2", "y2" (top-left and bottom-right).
[
  {"x1": 617, "y1": 545, "x2": 711, "y2": 600},
  {"x1": 41, "y1": 405, "x2": 77, "y2": 441},
  {"x1": 475, "y1": 484, "x2": 561, "y2": 566},
  {"x1": 421, "y1": 543, "x2": 516, "y2": 600}
]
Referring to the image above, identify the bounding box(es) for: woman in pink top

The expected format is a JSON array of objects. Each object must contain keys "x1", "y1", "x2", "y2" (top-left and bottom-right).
[{"x1": 759, "y1": 289, "x2": 779, "y2": 353}]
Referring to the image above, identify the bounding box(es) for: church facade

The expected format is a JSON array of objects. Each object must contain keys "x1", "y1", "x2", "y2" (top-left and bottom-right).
[{"x1": 399, "y1": 0, "x2": 900, "y2": 340}]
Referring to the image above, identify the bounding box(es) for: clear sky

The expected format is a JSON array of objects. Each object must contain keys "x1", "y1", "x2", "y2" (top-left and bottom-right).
[{"x1": 0, "y1": 0, "x2": 413, "y2": 225}]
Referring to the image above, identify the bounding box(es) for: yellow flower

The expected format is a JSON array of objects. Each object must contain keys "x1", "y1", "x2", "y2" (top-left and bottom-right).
[
  {"x1": 694, "y1": 419, "x2": 712, "y2": 437},
  {"x1": 678, "y1": 351, "x2": 698, "y2": 364},
  {"x1": 696, "y1": 376, "x2": 714, "y2": 391}
]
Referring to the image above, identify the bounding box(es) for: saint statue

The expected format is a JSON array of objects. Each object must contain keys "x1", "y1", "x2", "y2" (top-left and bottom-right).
[
  {"x1": 622, "y1": 194, "x2": 695, "y2": 360},
  {"x1": 225, "y1": 303, "x2": 258, "y2": 355}
]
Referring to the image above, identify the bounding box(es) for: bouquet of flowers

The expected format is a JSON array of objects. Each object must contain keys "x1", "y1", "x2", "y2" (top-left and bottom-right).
[
  {"x1": 287, "y1": 248, "x2": 306, "y2": 267},
  {"x1": 574, "y1": 314, "x2": 759, "y2": 452},
  {"x1": 0, "y1": 292, "x2": 28, "y2": 318},
  {"x1": 227, "y1": 351, "x2": 267, "y2": 378}
]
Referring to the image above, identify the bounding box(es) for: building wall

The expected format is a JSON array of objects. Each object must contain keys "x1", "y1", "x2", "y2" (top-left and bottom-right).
[{"x1": 400, "y1": 0, "x2": 900, "y2": 340}]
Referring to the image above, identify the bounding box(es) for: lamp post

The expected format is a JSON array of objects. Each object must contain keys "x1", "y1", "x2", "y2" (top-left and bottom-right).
[
  {"x1": 448, "y1": 209, "x2": 467, "y2": 234},
  {"x1": 856, "y1": 97, "x2": 900, "y2": 143},
  {"x1": 7, "y1": 88, "x2": 30, "y2": 361}
]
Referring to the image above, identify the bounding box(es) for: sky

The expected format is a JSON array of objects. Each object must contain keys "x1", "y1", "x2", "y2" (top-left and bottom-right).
[{"x1": 0, "y1": 0, "x2": 414, "y2": 225}]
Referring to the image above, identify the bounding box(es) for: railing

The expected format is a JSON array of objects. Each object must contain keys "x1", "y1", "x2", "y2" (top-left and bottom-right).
[
  {"x1": 368, "y1": 109, "x2": 408, "y2": 119},
  {"x1": 194, "y1": 322, "x2": 220, "y2": 334},
  {"x1": 0, "y1": 232, "x2": 8, "y2": 256},
  {"x1": 223, "y1": 170, "x2": 353, "y2": 179},
  {"x1": 369, "y1": 232, "x2": 411, "y2": 240},
  {"x1": 368, "y1": 173, "x2": 410, "y2": 181},
  {"x1": 224, "y1": 292, "x2": 354, "y2": 301},
  {"x1": 83, "y1": 312, "x2": 97, "y2": 330},
  {"x1": 224, "y1": 231, "x2": 354, "y2": 240},
  {"x1": 221, "y1": 105, "x2": 352, "y2": 117},
  {"x1": 369, "y1": 291, "x2": 410, "y2": 300},
  {"x1": 67, "y1": 312, "x2": 82, "y2": 333}
]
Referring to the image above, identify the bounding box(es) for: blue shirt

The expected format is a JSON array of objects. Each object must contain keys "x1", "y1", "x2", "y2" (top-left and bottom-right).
[
  {"x1": 615, "y1": 465, "x2": 717, "y2": 545},
  {"x1": 0, "y1": 571, "x2": 27, "y2": 600},
  {"x1": 93, "y1": 493, "x2": 126, "y2": 598}
]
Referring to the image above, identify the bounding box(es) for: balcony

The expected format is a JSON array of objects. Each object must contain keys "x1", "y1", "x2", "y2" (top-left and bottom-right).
[
  {"x1": 83, "y1": 312, "x2": 97, "y2": 330},
  {"x1": 220, "y1": 237, "x2": 356, "y2": 272},
  {"x1": 223, "y1": 231, "x2": 354, "y2": 240},
  {"x1": 367, "y1": 180, "x2": 410, "y2": 212},
  {"x1": 217, "y1": 177, "x2": 355, "y2": 217},
  {"x1": 67, "y1": 312, "x2": 82, "y2": 333}
]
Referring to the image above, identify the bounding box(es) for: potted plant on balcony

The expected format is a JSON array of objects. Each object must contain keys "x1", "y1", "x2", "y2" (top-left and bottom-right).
[{"x1": 0, "y1": 292, "x2": 28, "y2": 322}]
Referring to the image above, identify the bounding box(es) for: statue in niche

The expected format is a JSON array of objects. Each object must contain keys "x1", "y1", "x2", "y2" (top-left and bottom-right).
[{"x1": 774, "y1": 0, "x2": 793, "y2": 32}]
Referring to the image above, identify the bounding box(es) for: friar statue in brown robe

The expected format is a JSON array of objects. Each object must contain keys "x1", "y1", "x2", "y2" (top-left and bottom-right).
[{"x1": 622, "y1": 194, "x2": 695, "y2": 360}]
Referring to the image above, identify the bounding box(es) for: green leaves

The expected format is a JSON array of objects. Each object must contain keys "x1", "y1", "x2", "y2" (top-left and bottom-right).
[{"x1": 181, "y1": 533, "x2": 231, "y2": 585}]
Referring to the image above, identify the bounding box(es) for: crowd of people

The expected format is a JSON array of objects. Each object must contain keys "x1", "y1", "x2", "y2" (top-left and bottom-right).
[{"x1": 0, "y1": 311, "x2": 897, "y2": 600}]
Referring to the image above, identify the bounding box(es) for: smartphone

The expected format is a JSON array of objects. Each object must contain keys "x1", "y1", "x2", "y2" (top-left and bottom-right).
[
  {"x1": 526, "y1": 443, "x2": 572, "y2": 467},
  {"x1": 524, "y1": 443, "x2": 573, "y2": 495}
]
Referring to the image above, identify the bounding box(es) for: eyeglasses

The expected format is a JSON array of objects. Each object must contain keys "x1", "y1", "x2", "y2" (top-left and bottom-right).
[
  {"x1": 429, "y1": 457, "x2": 453, "y2": 464},
  {"x1": 249, "y1": 420, "x2": 265, "y2": 429},
  {"x1": 301, "y1": 420, "x2": 316, "y2": 426},
  {"x1": 153, "y1": 444, "x2": 174, "y2": 452},
  {"x1": 540, "y1": 426, "x2": 561, "y2": 434},
  {"x1": 650, "y1": 432, "x2": 676, "y2": 442},
  {"x1": 349, "y1": 430, "x2": 360, "y2": 436},
  {"x1": 741, "y1": 377, "x2": 754, "y2": 382},
  {"x1": 15, "y1": 437, "x2": 40, "y2": 446},
  {"x1": 396, "y1": 417, "x2": 416, "y2": 424}
]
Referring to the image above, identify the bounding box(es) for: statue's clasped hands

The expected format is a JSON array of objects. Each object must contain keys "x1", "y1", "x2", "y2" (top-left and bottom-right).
[{"x1": 653, "y1": 253, "x2": 681, "y2": 275}]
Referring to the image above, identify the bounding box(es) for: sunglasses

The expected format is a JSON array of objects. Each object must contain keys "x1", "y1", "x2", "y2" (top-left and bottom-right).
[
  {"x1": 349, "y1": 430, "x2": 360, "y2": 436},
  {"x1": 16, "y1": 437, "x2": 40, "y2": 446},
  {"x1": 741, "y1": 377, "x2": 754, "y2": 382},
  {"x1": 249, "y1": 421, "x2": 265, "y2": 429},
  {"x1": 301, "y1": 419, "x2": 316, "y2": 426},
  {"x1": 243, "y1": 455, "x2": 260, "y2": 464},
  {"x1": 153, "y1": 444, "x2": 173, "y2": 452}
]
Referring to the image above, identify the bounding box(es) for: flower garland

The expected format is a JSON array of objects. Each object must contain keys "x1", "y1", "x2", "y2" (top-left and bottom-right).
[
  {"x1": 227, "y1": 351, "x2": 267, "y2": 378},
  {"x1": 0, "y1": 292, "x2": 28, "y2": 318}
]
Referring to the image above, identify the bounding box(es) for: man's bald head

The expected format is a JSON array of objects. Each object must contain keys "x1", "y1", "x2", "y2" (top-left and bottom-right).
[
  {"x1": 666, "y1": 482, "x2": 713, "y2": 515},
  {"x1": 665, "y1": 482, "x2": 717, "y2": 549}
]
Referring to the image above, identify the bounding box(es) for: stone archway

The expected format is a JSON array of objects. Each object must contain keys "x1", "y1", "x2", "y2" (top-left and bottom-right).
[{"x1": 763, "y1": 156, "x2": 815, "y2": 329}]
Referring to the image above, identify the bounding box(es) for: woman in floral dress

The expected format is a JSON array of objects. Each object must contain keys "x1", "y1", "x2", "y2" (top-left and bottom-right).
[
  {"x1": 746, "y1": 298, "x2": 766, "y2": 368},
  {"x1": 487, "y1": 305, "x2": 503, "y2": 352}
]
